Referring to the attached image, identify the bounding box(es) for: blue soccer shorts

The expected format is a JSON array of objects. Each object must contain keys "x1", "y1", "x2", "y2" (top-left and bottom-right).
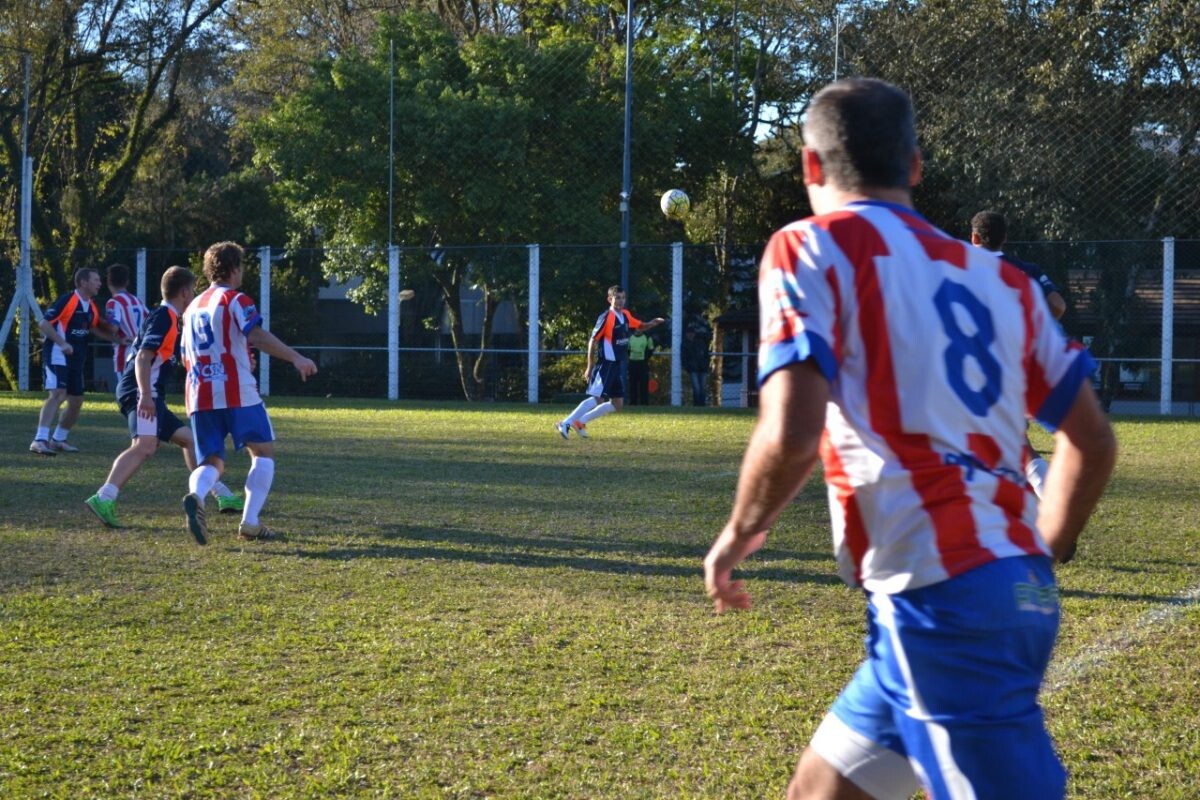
[
  {"x1": 587, "y1": 361, "x2": 624, "y2": 399},
  {"x1": 44, "y1": 364, "x2": 85, "y2": 396},
  {"x1": 190, "y1": 403, "x2": 275, "y2": 463},
  {"x1": 122, "y1": 397, "x2": 185, "y2": 443},
  {"x1": 811, "y1": 555, "x2": 1066, "y2": 800}
]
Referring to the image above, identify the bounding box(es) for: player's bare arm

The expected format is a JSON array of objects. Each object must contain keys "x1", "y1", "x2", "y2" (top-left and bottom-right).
[
  {"x1": 1036, "y1": 382, "x2": 1117, "y2": 563},
  {"x1": 134, "y1": 349, "x2": 157, "y2": 420},
  {"x1": 247, "y1": 326, "x2": 317, "y2": 380},
  {"x1": 704, "y1": 360, "x2": 828, "y2": 613},
  {"x1": 38, "y1": 318, "x2": 72, "y2": 355},
  {"x1": 583, "y1": 337, "x2": 596, "y2": 380},
  {"x1": 641, "y1": 317, "x2": 666, "y2": 332}
]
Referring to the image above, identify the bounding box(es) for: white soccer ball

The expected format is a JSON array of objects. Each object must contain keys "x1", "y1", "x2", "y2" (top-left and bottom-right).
[{"x1": 660, "y1": 189, "x2": 690, "y2": 220}]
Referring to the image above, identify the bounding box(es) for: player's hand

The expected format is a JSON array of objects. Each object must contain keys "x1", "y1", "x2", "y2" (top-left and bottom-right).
[
  {"x1": 137, "y1": 394, "x2": 155, "y2": 420},
  {"x1": 292, "y1": 355, "x2": 317, "y2": 381},
  {"x1": 61, "y1": 343, "x2": 73, "y2": 356},
  {"x1": 582, "y1": 366, "x2": 592, "y2": 381},
  {"x1": 703, "y1": 526, "x2": 767, "y2": 613}
]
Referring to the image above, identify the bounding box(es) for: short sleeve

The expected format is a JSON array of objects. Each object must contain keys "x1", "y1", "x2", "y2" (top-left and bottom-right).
[
  {"x1": 139, "y1": 309, "x2": 171, "y2": 352},
  {"x1": 757, "y1": 226, "x2": 839, "y2": 387},
  {"x1": 230, "y1": 292, "x2": 263, "y2": 336},
  {"x1": 43, "y1": 294, "x2": 69, "y2": 323},
  {"x1": 1024, "y1": 291, "x2": 1096, "y2": 430},
  {"x1": 105, "y1": 298, "x2": 121, "y2": 327}
]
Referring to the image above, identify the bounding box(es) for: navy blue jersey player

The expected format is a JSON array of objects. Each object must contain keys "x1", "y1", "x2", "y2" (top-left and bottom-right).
[
  {"x1": 84, "y1": 267, "x2": 242, "y2": 528},
  {"x1": 556, "y1": 285, "x2": 664, "y2": 439}
]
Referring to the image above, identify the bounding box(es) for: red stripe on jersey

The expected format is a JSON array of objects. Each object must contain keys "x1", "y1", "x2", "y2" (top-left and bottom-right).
[
  {"x1": 820, "y1": 430, "x2": 868, "y2": 584},
  {"x1": 218, "y1": 293, "x2": 242, "y2": 407},
  {"x1": 825, "y1": 267, "x2": 843, "y2": 362},
  {"x1": 890, "y1": 207, "x2": 969, "y2": 269},
  {"x1": 761, "y1": 228, "x2": 804, "y2": 278},
  {"x1": 993, "y1": 477, "x2": 1041, "y2": 555},
  {"x1": 999, "y1": 259, "x2": 1052, "y2": 414},
  {"x1": 966, "y1": 433, "x2": 1002, "y2": 469},
  {"x1": 815, "y1": 210, "x2": 986, "y2": 578}
]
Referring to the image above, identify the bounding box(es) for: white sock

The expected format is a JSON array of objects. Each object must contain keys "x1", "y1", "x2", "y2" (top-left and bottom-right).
[
  {"x1": 564, "y1": 396, "x2": 598, "y2": 426},
  {"x1": 189, "y1": 465, "x2": 220, "y2": 500},
  {"x1": 35, "y1": 426, "x2": 50, "y2": 441},
  {"x1": 242, "y1": 457, "x2": 275, "y2": 527},
  {"x1": 1026, "y1": 457, "x2": 1049, "y2": 500},
  {"x1": 98, "y1": 483, "x2": 119, "y2": 501},
  {"x1": 52, "y1": 426, "x2": 69, "y2": 442},
  {"x1": 580, "y1": 401, "x2": 615, "y2": 424},
  {"x1": 211, "y1": 481, "x2": 234, "y2": 499}
]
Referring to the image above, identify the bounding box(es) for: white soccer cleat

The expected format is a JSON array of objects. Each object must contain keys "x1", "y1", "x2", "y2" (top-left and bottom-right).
[
  {"x1": 555, "y1": 420, "x2": 571, "y2": 439},
  {"x1": 49, "y1": 439, "x2": 79, "y2": 453},
  {"x1": 29, "y1": 439, "x2": 56, "y2": 456},
  {"x1": 572, "y1": 421, "x2": 589, "y2": 439}
]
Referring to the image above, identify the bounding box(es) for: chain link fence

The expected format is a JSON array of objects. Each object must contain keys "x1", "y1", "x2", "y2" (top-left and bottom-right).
[{"x1": 4, "y1": 240, "x2": 1197, "y2": 417}]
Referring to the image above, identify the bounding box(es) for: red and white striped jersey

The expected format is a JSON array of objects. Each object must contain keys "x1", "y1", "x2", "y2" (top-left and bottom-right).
[
  {"x1": 106, "y1": 290, "x2": 148, "y2": 374},
  {"x1": 757, "y1": 200, "x2": 1095, "y2": 594},
  {"x1": 181, "y1": 285, "x2": 263, "y2": 414}
]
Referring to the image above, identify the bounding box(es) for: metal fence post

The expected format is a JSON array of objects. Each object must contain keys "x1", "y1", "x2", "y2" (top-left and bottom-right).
[
  {"x1": 528, "y1": 244, "x2": 540, "y2": 404},
  {"x1": 1160, "y1": 236, "x2": 1175, "y2": 416},
  {"x1": 136, "y1": 248, "x2": 147, "y2": 307},
  {"x1": 259, "y1": 246, "x2": 270, "y2": 397},
  {"x1": 671, "y1": 242, "x2": 683, "y2": 407},
  {"x1": 389, "y1": 245, "x2": 399, "y2": 401}
]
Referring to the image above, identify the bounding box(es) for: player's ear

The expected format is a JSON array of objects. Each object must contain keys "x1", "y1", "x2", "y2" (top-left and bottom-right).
[
  {"x1": 802, "y1": 148, "x2": 825, "y2": 186},
  {"x1": 908, "y1": 148, "x2": 923, "y2": 187}
]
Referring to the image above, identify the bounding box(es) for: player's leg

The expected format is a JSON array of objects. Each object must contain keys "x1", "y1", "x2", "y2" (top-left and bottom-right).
[
  {"x1": 31, "y1": 370, "x2": 68, "y2": 454},
  {"x1": 230, "y1": 403, "x2": 278, "y2": 540},
  {"x1": 1025, "y1": 435, "x2": 1049, "y2": 499},
  {"x1": 50, "y1": 368, "x2": 87, "y2": 451},
  {"x1": 874, "y1": 556, "x2": 1065, "y2": 799},
  {"x1": 171, "y1": 423, "x2": 242, "y2": 512},
  {"x1": 791, "y1": 660, "x2": 919, "y2": 800},
  {"x1": 183, "y1": 409, "x2": 231, "y2": 545},
  {"x1": 577, "y1": 363, "x2": 621, "y2": 430},
  {"x1": 559, "y1": 370, "x2": 605, "y2": 437},
  {"x1": 85, "y1": 405, "x2": 163, "y2": 528}
]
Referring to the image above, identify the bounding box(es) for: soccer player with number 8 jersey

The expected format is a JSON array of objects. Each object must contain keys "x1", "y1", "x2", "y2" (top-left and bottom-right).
[
  {"x1": 703, "y1": 79, "x2": 1117, "y2": 799},
  {"x1": 180, "y1": 241, "x2": 317, "y2": 544}
]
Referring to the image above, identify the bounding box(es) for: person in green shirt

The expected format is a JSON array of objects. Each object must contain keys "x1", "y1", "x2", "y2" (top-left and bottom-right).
[{"x1": 627, "y1": 328, "x2": 655, "y2": 405}]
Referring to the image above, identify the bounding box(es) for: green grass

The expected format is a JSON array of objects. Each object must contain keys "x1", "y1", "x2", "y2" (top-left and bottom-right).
[{"x1": 0, "y1": 393, "x2": 1197, "y2": 798}]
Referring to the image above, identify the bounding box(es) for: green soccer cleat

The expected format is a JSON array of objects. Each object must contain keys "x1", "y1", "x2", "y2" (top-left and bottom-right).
[
  {"x1": 84, "y1": 495, "x2": 123, "y2": 529},
  {"x1": 216, "y1": 493, "x2": 244, "y2": 514}
]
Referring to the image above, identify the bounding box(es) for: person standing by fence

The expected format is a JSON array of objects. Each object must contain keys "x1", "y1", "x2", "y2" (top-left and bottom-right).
[
  {"x1": 104, "y1": 263, "x2": 147, "y2": 388},
  {"x1": 681, "y1": 325, "x2": 710, "y2": 407},
  {"x1": 627, "y1": 327, "x2": 655, "y2": 405}
]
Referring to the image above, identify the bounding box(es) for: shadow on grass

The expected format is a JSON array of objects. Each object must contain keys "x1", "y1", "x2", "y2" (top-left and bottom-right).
[{"x1": 276, "y1": 524, "x2": 842, "y2": 585}]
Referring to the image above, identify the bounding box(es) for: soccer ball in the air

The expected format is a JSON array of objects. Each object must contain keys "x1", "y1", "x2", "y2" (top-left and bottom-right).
[{"x1": 660, "y1": 189, "x2": 690, "y2": 219}]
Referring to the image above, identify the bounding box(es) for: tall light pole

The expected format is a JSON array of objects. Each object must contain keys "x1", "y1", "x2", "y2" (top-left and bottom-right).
[{"x1": 619, "y1": 0, "x2": 634, "y2": 294}]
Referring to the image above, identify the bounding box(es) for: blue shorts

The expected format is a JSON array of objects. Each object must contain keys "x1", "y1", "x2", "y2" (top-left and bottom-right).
[
  {"x1": 587, "y1": 361, "x2": 624, "y2": 399},
  {"x1": 190, "y1": 404, "x2": 275, "y2": 463},
  {"x1": 817, "y1": 555, "x2": 1065, "y2": 799},
  {"x1": 121, "y1": 397, "x2": 185, "y2": 443},
  {"x1": 44, "y1": 364, "x2": 84, "y2": 396}
]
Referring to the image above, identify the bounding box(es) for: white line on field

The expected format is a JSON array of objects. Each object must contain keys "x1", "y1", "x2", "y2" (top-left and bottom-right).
[{"x1": 1045, "y1": 581, "x2": 1200, "y2": 694}]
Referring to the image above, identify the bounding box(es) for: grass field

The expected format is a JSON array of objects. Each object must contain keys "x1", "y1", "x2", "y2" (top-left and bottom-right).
[{"x1": 1, "y1": 392, "x2": 1197, "y2": 798}]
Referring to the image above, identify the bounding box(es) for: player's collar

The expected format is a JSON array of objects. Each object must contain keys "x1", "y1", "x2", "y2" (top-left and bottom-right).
[{"x1": 845, "y1": 199, "x2": 930, "y2": 223}]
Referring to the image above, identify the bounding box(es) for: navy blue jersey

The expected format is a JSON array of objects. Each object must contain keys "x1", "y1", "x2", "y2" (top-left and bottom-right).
[
  {"x1": 42, "y1": 291, "x2": 101, "y2": 369},
  {"x1": 116, "y1": 304, "x2": 181, "y2": 411},
  {"x1": 590, "y1": 308, "x2": 645, "y2": 363},
  {"x1": 1002, "y1": 253, "x2": 1060, "y2": 298}
]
